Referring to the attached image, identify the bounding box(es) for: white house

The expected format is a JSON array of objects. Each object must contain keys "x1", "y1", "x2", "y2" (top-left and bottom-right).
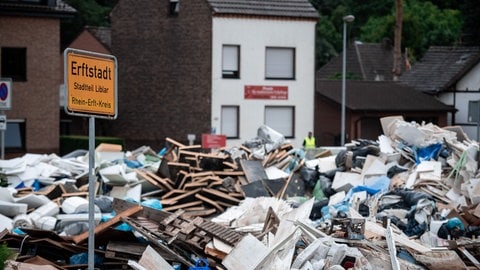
[
  {"x1": 209, "y1": 1, "x2": 319, "y2": 148},
  {"x1": 400, "y1": 46, "x2": 480, "y2": 141}
]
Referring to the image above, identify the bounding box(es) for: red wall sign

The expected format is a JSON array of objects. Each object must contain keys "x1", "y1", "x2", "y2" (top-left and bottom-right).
[
  {"x1": 244, "y1": 85, "x2": 288, "y2": 100},
  {"x1": 202, "y1": 134, "x2": 226, "y2": 149}
]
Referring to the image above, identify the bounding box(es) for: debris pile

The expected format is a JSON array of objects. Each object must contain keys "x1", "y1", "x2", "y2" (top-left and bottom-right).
[{"x1": 1, "y1": 118, "x2": 480, "y2": 269}]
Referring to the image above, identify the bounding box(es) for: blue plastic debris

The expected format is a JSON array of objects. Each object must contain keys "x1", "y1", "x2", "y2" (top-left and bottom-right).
[
  {"x1": 188, "y1": 259, "x2": 211, "y2": 270},
  {"x1": 70, "y1": 252, "x2": 103, "y2": 265},
  {"x1": 141, "y1": 198, "x2": 163, "y2": 211}
]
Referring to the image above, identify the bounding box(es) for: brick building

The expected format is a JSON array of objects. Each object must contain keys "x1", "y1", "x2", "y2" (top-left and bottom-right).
[
  {"x1": 0, "y1": 0, "x2": 75, "y2": 155},
  {"x1": 109, "y1": 0, "x2": 319, "y2": 150}
]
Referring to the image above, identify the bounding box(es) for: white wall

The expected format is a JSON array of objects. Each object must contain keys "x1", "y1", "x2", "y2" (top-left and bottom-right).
[
  {"x1": 457, "y1": 62, "x2": 480, "y2": 91},
  {"x1": 438, "y1": 62, "x2": 480, "y2": 140},
  {"x1": 211, "y1": 17, "x2": 316, "y2": 148}
]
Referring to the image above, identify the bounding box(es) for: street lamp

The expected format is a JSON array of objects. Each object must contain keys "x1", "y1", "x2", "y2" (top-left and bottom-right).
[{"x1": 341, "y1": 15, "x2": 355, "y2": 146}]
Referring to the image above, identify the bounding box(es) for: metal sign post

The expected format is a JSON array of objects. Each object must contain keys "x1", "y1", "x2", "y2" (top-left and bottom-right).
[
  {"x1": 0, "y1": 113, "x2": 6, "y2": 159},
  {"x1": 64, "y1": 49, "x2": 117, "y2": 269}
]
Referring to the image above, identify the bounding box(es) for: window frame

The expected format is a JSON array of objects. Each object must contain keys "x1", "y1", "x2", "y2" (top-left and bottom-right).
[
  {"x1": 222, "y1": 45, "x2": 240, "y2": 79},
  {"x1": 264, "y1": 106, "x2": 295, "y2": 138},
  {"x1": 1, "y1": 47, "x2": 27, "y2": 82},
  {"x1": 5, "y1": 119, "x2": 26, "y2": 153},
  {"x1": 265, "y1": 47, "x2": 295, "y2": 80},
  {"x1": 221, "y1": 105, "x2": 240, "y2": 139}
]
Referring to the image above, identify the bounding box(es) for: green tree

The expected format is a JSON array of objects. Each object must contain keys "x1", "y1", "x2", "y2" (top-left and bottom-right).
[{"x1": 360, "y1": 0, "x2": 461, "y2": 61}]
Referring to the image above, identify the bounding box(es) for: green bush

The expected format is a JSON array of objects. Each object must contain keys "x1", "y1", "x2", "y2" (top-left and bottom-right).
[
  {"x1": 60, "y1": 135, "x2": 125, "y2": 156},
  {"x1": 0, "y1": 243, "x2": 14, "y2": 270}
]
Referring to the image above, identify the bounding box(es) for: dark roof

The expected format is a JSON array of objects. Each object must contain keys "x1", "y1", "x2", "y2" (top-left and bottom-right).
[
  {"x1": 316, "y1": 80, "x2": 454, "y2": 112},
  {"x1": 0, "y1": 0, "x2": 76, "y2": 18},
  {"x1": 86, "y1": 26, "x2": 111, "y2": 50},
  {"x1": 207, "y1": 0, "x2": 319, "y2": 20},
  {"x1": 316, "y1": 41, "x2": 397, "y2": 81},
  {"x1": 399, "y1": 46, "x2": 480, "y2": 93}
]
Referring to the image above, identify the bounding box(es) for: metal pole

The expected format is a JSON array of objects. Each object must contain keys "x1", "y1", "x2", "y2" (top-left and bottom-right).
[
  {"x1": 477, "y1": 105, "x2": 480, "y2": 142},
  {"x1": 88, "y1": 116, "x2": 95, "y2": 269},
  {"x1": 341, "y1": 20, "x2": 347, "y2": 146},
  {"x1": 1, "y1": 111, "x2": 4, "y2": 159}
]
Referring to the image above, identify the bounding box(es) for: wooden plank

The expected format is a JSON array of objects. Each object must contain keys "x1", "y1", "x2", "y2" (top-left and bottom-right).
[
  {"x1": 223, "y1": 161, "x2": 238, "y2": 170},
  {"x1": 195, "y1": 193, "x2": 224, "y2": 213},
  {"x1": 162, "y1": 201, "x2": 203, "y2": 212},
  {"x1": 213, "y1": 171, "x2": 245, "y2": 176},
  {"x1": 179, "y1": 144, "x2": 202, "y2": 150},
  {"x1": 161, "y1": 189, "x2": 185, "y2": 200},
  {"x1": 160, "y1": 188, "x2": 201, "y2": 205},
  {"x1": 61, "y1": 191, "x2": 89, "y2": 198},
  {"x1": 135, "y1": 169, "x2": 164, "y2": 190},
  {"x1": 202, "y1": 188, "x2": 241, "y2": 204},
  {"x1": 72, "y1": 204, "x2": 143, "y2": 244},
  {"x1": 182, "y1": 208, "x2": 217, "y2": 218},
  {"x1": 458, "y1": 246, "x2": 480, "y2": 268},
  {"x1": 106, "y1": 241, "x2": 147, "y2": 259},
  {"x1": 277, "y1": 172, "x2": 294, "y2": 199},
  {"x1": 183, "y1": 181, "x2": 208, "y2": 189},
  {"x1": 166, "y1": 137, "x2": 186, "y2": 148},
  {"x1": 145, "y1": 171, "x2": 174, "y2": 190}
]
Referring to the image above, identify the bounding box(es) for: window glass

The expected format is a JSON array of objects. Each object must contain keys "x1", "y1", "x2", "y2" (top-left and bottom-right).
[
  {"x1": 221, "y1": 106, "x2": 239, "y2": 138},
  {"x1": 1, "y1": 47, "x2": 27, "y2": 81},
  {"x1": 265, "y1": 47, "x2": 294, "y2": 79},
  {"x1": 5, "y1": 120, "x2": 26, "y2": 152},
  {"x1": 222, "y1": 45, "x2": 239, "y2": 78},
  {"x1": 265, "y1": 106, "x2": 294, "y2": 137}
]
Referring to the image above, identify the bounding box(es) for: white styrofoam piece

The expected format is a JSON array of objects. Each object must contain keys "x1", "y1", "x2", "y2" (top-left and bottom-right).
[
  {"x1": 0, "y1": 213, "x2": 13, "y2": 231},
  {"x1": 14, "y1": 193, "x2": 51, "y2": 209},
  {"x1": 417, "y1": 161, "x2": 442, "y2": 181},
  {"x1": 378, "y1": 135, "x2": 395, "y2": 154},
  {"x1": 0, "y1": 200, "x2": 28, "y2": 217},
  {"x1": 0, "y1": 157, "x2": 26, "y2": 174},
  {"x1": 328, "y1": 191, "x2": 346, "y2": 206},
  {"x1": 222, "y1": 234, "x2": 268, "y2": 270},
  {"x1": 316, "y1": 155, "x2": 337, "y2": 173},
  {"x1": 12, "y1": 214, "x2": 33, "y2": 229},
  {"x1": 35, "y1": 216, "x2": 57, "y2": 230},
  {"x1": 332, "y1": 172, "x2": 362, "y2": 193},
  {"x1": 28, "y1": 201, "x2": 59, "y2": 221},
  {"x1": 37, "y1": 162, "x2": 59, "y2": 178},
  {"x1": 62, "y1": 197, "x2": 89, "y2": 214},
  {"x1": 265, "y1": 166, "x2": 289, "y2": 179}
]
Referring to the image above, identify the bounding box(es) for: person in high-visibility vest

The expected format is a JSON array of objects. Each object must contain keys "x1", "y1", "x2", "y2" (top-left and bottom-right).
[{"x1": 302, "y1": 131, "x2": 316, "y2": 149}]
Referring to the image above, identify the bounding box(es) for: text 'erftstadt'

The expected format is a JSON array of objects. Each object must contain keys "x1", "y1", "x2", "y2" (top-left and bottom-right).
[{"x1": 70, "y1": 61, "x2": 112, "y2": 80}]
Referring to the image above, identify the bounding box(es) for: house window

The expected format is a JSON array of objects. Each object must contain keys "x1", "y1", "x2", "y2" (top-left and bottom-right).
[
  {"x1": 5, "y1": 120, "x2": 26, "y2": 152},
  {"x1": 221, "y1": 105, "x2": 239, "y2": 138},
  {"x1": 1, "y1": 47, "x2": 27, "y2": 82},
  {"x1": 222, "y1": 45, "x2": 240, "y2": 79},
  {"x1": 265, "y1": 47, "x2": 295, "y2": 80},
  {"x1": 265, "y1": 106, "x2": 295, "y2": 138}
]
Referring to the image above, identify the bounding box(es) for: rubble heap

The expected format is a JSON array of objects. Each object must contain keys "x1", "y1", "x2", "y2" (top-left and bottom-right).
[{"x1": 1, "y1": 117, "x2": 480, "y2": 270}]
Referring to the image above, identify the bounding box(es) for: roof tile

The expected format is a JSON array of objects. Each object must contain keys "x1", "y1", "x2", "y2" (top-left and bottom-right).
[{"x1": 207, "y1": 0, "x2": 319, "y2": 19}]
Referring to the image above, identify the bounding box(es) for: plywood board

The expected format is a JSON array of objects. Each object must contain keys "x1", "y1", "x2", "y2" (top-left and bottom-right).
[{"x1": 240, "y1": 159, "x2": 268, "y2": 183}]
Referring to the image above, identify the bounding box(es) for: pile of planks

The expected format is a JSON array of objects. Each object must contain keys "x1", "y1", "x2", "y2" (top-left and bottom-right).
[{"x1": 132, "y1": 137, "x2": 297, "y2": 217}]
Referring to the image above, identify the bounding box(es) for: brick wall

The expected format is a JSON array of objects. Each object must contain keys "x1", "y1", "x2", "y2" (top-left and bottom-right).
[
  {"x1": 0, "y1": 16, "x2": 60, "y2": 154},
  {"x1": 109, "y1": 0, "x2": 212, "y2": 151}
]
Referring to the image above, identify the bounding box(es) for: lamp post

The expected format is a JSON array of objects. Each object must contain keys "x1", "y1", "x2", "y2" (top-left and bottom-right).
[{"x1": 341, "y1": 15, "x2": 354, "y2": 146}]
